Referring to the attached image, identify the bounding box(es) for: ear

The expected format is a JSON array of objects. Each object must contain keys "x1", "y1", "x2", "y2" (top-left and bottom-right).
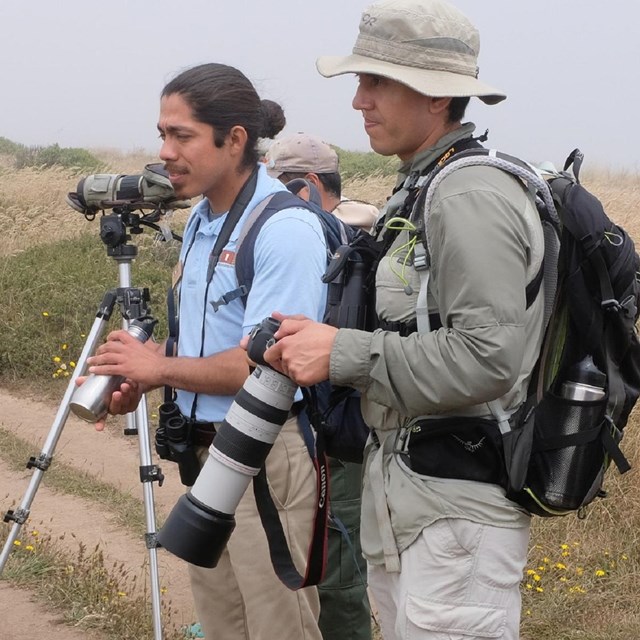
[
  {"x1": 428, "y1": 97, "x2": 452, "y2": 115},
  {"x1": 226, "y1": 125, "x2": 248, "y2": 158},
  {"x1": 304, "y1": 173, "x2": 322, "y2": 189}
]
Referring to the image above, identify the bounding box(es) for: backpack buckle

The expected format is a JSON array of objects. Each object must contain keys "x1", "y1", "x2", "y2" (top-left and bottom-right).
[
  {"x1": 601, "y1": 298, "x2": 621, "y2": 312},
  {"x1": 413, "y1": 242, "x2": 429, "y2": 270}
]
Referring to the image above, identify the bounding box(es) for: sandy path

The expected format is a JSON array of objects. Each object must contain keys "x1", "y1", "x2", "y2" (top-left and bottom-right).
[{"x1": 0, "y1": 387, "x2": 197, "y2": 639}]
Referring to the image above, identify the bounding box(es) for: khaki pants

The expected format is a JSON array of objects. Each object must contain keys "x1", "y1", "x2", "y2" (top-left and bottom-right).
[
  {"x1": 189, "y1": 416, "x2": 322, "y2": 640},
  {"x1": 369, "y1": 518, "x2": 530, "y2": 640}
]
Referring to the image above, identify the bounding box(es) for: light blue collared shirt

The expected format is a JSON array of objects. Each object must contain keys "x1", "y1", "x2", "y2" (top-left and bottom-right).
[{"x1": 175, "y1": 163, "x2": 327, "y2": 421}]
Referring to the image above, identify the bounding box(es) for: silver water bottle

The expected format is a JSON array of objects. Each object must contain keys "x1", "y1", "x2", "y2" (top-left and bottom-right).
[
  {"x1": 69, "y1": 318, "x2": 157, "y2": 422},
  {"x1": 560, "y1": 356, "x2": 607, "y2": 402}
]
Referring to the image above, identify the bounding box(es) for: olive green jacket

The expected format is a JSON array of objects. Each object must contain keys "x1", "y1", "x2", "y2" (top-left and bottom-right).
[{"x1": 329, "y1": 124, "x2": 546, "y2": 566}]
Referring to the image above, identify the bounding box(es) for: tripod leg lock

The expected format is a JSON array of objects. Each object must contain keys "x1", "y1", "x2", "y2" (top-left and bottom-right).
[
  {"x1": 26, "y1": 454, "x2": 52, "y2": 471},
  {"x1": 140, "y1": 464, "x2": 165, "y2": 487},
  {"x1": 145, "y1": 532, "x2": 161, "y2": 550},
  {"x1": 4, "y1": 507, "x2": 30, "y2": 525}
]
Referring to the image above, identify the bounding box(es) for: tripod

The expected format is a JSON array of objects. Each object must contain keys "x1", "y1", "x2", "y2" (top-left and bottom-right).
[{"x1": 0, "y1": 209, "x2": 170, "y2": 640}]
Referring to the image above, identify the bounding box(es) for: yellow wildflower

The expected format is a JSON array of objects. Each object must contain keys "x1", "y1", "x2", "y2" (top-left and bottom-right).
[
  {"x1": 53, "y1": 356, "x2": 61, "y2": 363},
  {"x1": 533, "y1": 574, "x2": 541, "y2": 582},
  {"x1": 25, "y1": 545, "x2": 34, "y2": 552},
  {"x1": 562, "y1": 551, "x2": 570, "y2": 557},
  {"x1": 535, "y1": 587, "x2": 544, "y2": 593},
  {"x1": 526, "y1": 583, "x2": 533, "y2": 590},
  {"x1": 70, "y1": 361, "x2": 76, "y2": 368},
  {"x1": 595, "y1": 569, "x2": 606, "y2": 577},
  {"x1": 622, "y1": 554, "x2": 629, "y2": 561},
  {"x1": 559, "y1": 577, "x2": 568, "y2": 582},
  {"x1": 542, "y1": 557, "x2": 550, "y2": 564},
  {"x1": 117, "y1": 592, "x2": 127, "y2": 597},
  {"x1": 160, "y1": 587, "x2": 168, "y2": 594},
  {"x1": 526, "y1": 569, "x2": 536, "y2": 576},
  {"x1": 555, "y1": 563, "x2": 567, "y2": 570},
  {"x1": 13, "y1": 540, "x2": 21, "y2": 547},
  {"x1": 42, "y1": 312, "x2": 49, "y2": 317},
  {"x1": 560, "y1": 544, "x2": 570, "y2": 550},
  {"x1": 61, "y1": 343, "x2": 68, "y2": 350}
]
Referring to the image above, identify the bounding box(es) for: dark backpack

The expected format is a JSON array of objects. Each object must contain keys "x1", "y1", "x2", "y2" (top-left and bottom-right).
[
  {"x1": 234, "y1": 180, "x2": 372, "y2": 463},
  {"x1": 414, "y1": 148, "x2": 640, "y2": 516}
]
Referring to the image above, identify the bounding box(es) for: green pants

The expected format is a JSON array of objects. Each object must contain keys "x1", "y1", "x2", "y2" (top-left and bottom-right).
[{"x1": 318, "y1": 458, "x2": 371, "y2": 640}]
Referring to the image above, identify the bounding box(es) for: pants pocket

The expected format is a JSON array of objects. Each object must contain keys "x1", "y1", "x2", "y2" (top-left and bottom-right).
[{"x1": 405, "y1": 595, "x2": 506, "y2": 639}]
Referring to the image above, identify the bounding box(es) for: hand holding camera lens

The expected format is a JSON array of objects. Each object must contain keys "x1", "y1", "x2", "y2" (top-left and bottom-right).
[{"x1": 157, "y1": 316, "x2": 299, "y2": 568}]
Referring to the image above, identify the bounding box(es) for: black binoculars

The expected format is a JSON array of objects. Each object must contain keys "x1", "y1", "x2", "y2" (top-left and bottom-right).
[{"x1": 155, "y1": 402, "x2": 201, "y2": 487}]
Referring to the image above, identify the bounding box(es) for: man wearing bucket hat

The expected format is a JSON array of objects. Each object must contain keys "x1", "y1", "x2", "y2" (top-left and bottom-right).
[{"x1": 257, "y1": 1, "x2": 546, "y2": 638}]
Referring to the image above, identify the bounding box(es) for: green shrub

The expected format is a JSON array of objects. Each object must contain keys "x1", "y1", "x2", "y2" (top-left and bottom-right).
[
  {"x1": 0, "y1": 230, "x2": 180, "y2": 385},
  {"x1": 334, "y1": 147, "x2": 397, "y2": 180},
  {"x1": 13, "y1": 143, "x2": 105, "y2": 173},
  {"x1": 0, "y1": 136, "x2": 25, "y2": 156}
]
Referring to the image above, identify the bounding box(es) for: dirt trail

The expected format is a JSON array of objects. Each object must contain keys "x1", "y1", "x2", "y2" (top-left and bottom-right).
[{"x1": 0, "y1": 386, "x2": 197, "y2": 639}]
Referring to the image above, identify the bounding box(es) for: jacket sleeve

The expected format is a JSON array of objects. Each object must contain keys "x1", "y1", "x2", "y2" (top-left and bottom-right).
[{"x1": 329, "y1": 171, "x2": 537, "y2": 417}]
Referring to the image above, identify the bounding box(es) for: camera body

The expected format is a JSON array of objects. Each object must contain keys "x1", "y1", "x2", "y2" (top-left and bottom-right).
[
  {"x1": 246, "y1": 316, "x2": 280, "y2": 366},
  {"x1": 157, "y1": 317, "x2": 296, "y2": 568}
]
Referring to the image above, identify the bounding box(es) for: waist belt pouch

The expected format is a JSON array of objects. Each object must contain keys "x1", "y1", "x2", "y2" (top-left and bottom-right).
[
  {"x1": 402, "y1": 417, "x2": 507, "y2": 487},
  {"x1": 510, "y1": 391, "x2": 608, "y2": 515}
]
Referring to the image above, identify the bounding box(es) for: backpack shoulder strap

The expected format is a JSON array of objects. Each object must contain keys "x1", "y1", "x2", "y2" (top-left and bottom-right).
[
  {"x1": 414, "y1": 149, "x2": 561, "y2": 334},
  {"x1": 284, "y1": 177, "x2": 324, "y2": 209},
  {"x1": 231, "y1": 190, "x2": 310, "y2": 306}
]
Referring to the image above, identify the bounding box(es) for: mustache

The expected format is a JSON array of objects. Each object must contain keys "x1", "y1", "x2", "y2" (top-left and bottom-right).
[{"x1": 164, "y1": 164, "x2": 187, "y2": 175}]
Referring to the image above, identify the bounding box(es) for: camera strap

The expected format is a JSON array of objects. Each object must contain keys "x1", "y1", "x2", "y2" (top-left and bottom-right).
[
  {"x1": 252, "y1": 410, "x2": 330, "y2": 589},
  {"x1": 188, "y1": 166, "x2": 260, "y2": 420}
]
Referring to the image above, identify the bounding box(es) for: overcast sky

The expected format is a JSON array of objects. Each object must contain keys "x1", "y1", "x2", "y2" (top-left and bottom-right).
[{"x1": 1, "y1": 0, "x2": 638, "y2": 171}]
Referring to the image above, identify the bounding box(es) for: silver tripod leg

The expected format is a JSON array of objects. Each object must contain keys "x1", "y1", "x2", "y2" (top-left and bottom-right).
[
  {"x1": 0, "y1": 308, "x2": 109, "y2": 571},
  {"x1": 116, "y1": 258, "x2": 164, "y2": 640},
  {"x1": 1, "y1": 261, "x2": 165, "y2": 640}
]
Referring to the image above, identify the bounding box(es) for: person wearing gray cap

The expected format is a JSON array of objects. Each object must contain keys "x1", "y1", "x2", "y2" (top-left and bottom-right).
[
  {"x1": 266, "y1": 132, "x2": 379, "y2": 233},
  {"x1": 256, "y1": 1, "x2": 546, "y2": 639},
  {"x1": 267, "y1": 132, "x2": 374, "y2": 640}
]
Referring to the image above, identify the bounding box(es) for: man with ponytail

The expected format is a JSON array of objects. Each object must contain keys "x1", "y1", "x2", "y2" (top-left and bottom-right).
[{"x1": 87, "y1": 63, "x2": 326, "y2": 639}]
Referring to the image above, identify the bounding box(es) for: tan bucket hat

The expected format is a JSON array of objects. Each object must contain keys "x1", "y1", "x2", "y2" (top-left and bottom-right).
[{"x1": 316, "y1": 0, "x2": 505, "y2": 105}]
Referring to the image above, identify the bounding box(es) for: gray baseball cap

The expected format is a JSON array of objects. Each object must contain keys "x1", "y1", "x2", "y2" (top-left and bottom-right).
[
  {"x1": 265, "y1": 133, "x2": 339, "y2": 178},
  {"x1": 316, "y1": 0, "x2": 505, "y2": 105}
]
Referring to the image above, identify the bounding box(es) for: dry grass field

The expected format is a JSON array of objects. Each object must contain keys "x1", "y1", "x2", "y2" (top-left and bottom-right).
[{"x1": 1, "y1": 151, "x2": 639, "y2": 639}]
